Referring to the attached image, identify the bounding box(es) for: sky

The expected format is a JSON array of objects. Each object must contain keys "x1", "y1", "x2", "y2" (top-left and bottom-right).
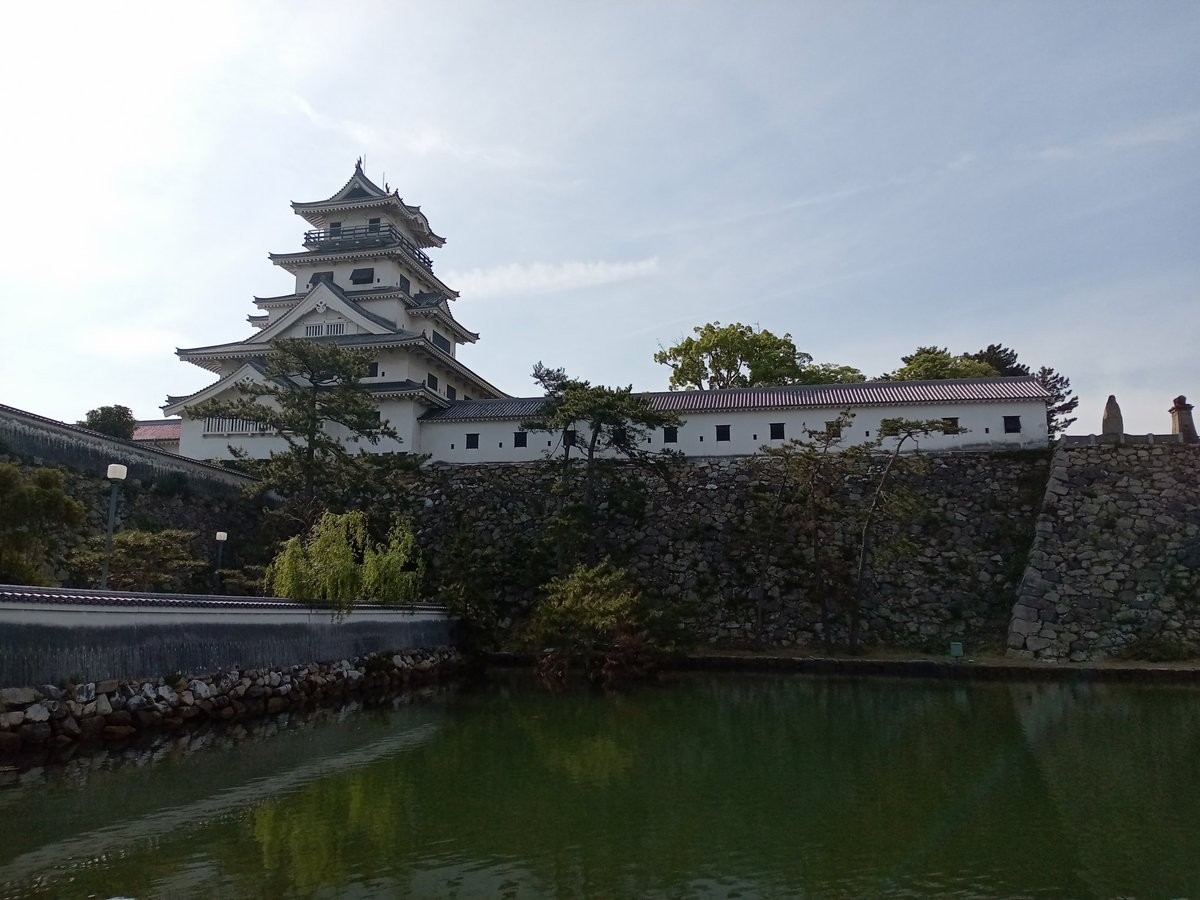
[{"x1": 1, "y1": 1, "x2": 1196, "y2": 435}]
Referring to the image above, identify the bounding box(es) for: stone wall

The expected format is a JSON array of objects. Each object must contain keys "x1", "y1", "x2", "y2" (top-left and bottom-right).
[
  {"x1": 415, "y1": 452, "x2": 1051, "y2": 651},
  {"x1": 0, "y1": 646, "x2": 461, "y2": 758},
  {"x1": 1007, "y1": 443, "x2": 1200, "y2": 660}
]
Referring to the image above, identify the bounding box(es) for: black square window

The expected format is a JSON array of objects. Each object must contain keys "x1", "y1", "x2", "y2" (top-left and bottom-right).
[
  {"x1": 514, "y1": 431, "x2": 527, "y2": 448},
  {"x1": 426, "y1": 373, "x2": 439, "y2": 391},
  {"x1": 397, "y1": 275, "x2": 411, "y2": 294},
  {"x1": 663, "y1": 426, "x2": 678, "y2": 444},
  {"x1": 1003, "y1": 415, "x2": 1022, "y2": 434},
  {"x1": 564, "y1": 430, "x2": 577, "y2": 447},
  {"x1": 350, "y1": 267, "x2": 374, "y2": 285},
  {"x1": 716, "y1": 424, "x2": 731, "y2": 442},
  {"x1": 431, "y1": 331, "x2": 452, "y2": 353},
  {"x1": 466, "y1": 433, "x2": 479, "y2": 449},
  {"x1": 446, "y1": 385, "x2": 456, "y2": 400},
  {"x1": 367, "y1": 218, "x2": 380, "y2": 233},
  {"x1": 310, "y1": 271, "x2": 334, "y2": 286},
  {"x1": 770, "y1": 422, "x2": 785, "y2": 440},
  {"x1": 943, "y1": 417, "x2": 959, "y2": 431},
  {"x1": 825, "y1": 420, "x2": 843, "y2": 438},
  {"x1": 365, "y1": 362, "x2": 378, "y2": 378},
  {"x1": 329, "y1": 221, "x2": 342, "y2": 236}
]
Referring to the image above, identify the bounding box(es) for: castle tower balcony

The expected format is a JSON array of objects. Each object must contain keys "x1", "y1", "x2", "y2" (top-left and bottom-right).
[{"x1": 302, "y1": 223, "x2": 434, "y2": 270}]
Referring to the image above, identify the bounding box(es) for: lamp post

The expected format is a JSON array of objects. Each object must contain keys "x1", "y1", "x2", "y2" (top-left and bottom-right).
[
  {"x1": 99, "y1": 464, "x2": 127, "y2": 590},
  {"x1": 213, "y1": 531, "x2": 228, "y2": 593}
]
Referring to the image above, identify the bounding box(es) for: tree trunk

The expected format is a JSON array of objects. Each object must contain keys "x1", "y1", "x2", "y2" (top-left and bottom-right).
[{"x1": 850, "y1": 442, "x2": 905, "y2": 655}]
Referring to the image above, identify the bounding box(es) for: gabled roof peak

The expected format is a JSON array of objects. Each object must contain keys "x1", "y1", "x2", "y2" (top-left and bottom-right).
[
  {"x1": 319, "y1": 160, "x2": 389, "y2": 204},
  {"x1": 291, "y1": 163, "x2": 446, "y2": 248}
]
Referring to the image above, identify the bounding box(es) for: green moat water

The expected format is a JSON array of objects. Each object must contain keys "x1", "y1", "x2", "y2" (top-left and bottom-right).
[{"x1": 1, "y1": 673, "x2": 1198, "y2": 899}]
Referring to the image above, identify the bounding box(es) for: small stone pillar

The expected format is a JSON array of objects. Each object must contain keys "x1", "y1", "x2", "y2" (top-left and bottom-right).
[
  {"x1": 1101, "y1": 395, "x2": 1124, "y2": 441},
  {"x1": 1170, "y1": 396, "x2": 1198, "y2": 443}
]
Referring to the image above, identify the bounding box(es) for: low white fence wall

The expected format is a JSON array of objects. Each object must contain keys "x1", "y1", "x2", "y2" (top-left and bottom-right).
[{"x1": 0, "y1": 586, "x2": 455, "y2": 687}]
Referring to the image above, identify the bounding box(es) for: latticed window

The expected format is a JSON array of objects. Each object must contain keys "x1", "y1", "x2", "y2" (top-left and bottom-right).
[
  {"x1": 325, "y1": 322, "x2": 345, "y2": 335},
  {"x1": 204, "y1": 417, "x2": 270, "y2": 434},
  {"x1": 304, "y1": 324, "x2": 323, "y2": 336}
]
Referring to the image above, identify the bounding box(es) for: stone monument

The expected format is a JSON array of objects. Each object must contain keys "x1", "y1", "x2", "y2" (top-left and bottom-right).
[
  {"x1": 1169, "y1": 395, "x2": 1198, "y2": 443},
  {"x1": 1101, "y1": 394, "x2": 1123, "y2": 440}
]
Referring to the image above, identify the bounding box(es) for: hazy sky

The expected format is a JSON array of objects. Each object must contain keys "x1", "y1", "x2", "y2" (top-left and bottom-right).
[{"x1": 2, "y1": 1, "x2": 1196, "y2": 434}]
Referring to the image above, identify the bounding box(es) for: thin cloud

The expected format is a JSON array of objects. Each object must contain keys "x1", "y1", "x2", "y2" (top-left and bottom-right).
[
  {"x1": 285, "y1": 93, "x2": 383, "y2": 148},
  {"x1": 404, "y1": 125, "x2": 539, "y2": 169},
  {"x1": 632, "y1": 185, "x2": 872, "y2": 241},
  {"x1": 1102, "y1": 111, "x2": 1200, "y2": 149},
  {"x1": 448, "y1": 258, "x2": 659, "y2": 299},
  {"x1": 1022, "y1": 111, "x2": 1200, "y2": 163}
]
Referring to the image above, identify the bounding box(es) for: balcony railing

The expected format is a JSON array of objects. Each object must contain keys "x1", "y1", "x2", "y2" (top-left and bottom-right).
[{"x1": 302, "y1": 223, "x2": 433, "y2": 270}]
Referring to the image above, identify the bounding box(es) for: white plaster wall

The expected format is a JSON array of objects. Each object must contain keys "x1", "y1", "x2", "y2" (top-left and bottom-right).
[
  {"x1": 179, "y1": 396, "x2": 427, "y2": 460},
  {"x1": 420, "y1": 400, "x2": 1050, "y2": 464},
  {"x1": 292, "y1": 258, "x2": 413, "y2": 295}
]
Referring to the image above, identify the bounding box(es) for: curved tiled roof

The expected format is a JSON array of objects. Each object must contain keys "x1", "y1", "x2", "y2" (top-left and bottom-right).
[
  {"x1": 420, "y1": 377, "x2": 1050, "y2": 423},
  {"x1": 0, "y1": 583, "x2": 448, "y2": 613},
  {"x1": 132, "y1": 420, "x2": 182, "y2": 441}
]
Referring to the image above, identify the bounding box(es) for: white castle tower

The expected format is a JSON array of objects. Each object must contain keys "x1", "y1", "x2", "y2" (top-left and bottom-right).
[{"x1": 164, "y1": 161, "x2": 505, "y2": 459}]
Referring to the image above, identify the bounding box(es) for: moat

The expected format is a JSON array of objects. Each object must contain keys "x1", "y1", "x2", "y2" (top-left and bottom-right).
[{"x1": 1, "y1": 673, "x2": 1197, "y2": 898}]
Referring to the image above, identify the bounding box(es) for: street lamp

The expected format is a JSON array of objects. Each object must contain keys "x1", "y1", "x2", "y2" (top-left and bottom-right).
[
  {"x1": 99, "y1": 464, "x2": 127, "y2": 590},
  {"x1": 213, "y1": 531, "x2": 228, "y2": 593}
]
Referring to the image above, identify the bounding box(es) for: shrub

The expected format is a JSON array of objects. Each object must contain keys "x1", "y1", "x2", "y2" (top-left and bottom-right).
[{"x1": 528, "y1": 560, "x2": 663, "y2": 687}]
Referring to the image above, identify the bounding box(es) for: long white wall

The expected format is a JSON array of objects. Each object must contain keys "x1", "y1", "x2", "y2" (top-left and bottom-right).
[{"x1": 420, "y1": 399, "x2": 1050, "y2": 464}]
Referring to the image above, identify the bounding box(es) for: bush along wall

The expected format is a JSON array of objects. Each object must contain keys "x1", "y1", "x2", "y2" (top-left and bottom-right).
[
  {"x1": 0, "y1": 453, "x2": 273, "y2": 592},
  {"x1": 413, "y1": 451, "x2": 1052, "y2": 654}
]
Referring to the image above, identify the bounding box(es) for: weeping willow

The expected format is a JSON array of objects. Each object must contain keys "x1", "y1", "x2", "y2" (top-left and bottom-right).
[{"x1": 265, "y1": 512, "x2": 423, "y2": 611}]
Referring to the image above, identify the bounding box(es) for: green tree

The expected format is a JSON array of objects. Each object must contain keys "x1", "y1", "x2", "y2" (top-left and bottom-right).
[
  {"x1": 754, "y1": 415, "x2": 954, "y2": 653},
  {"x1": 77, "y1": 405, "x2": 137, "y2": 440},
  {"x1": 751, "y1": 414, "x2": 862, "y2": 651},
  {"x1": 193, "y1": 338, "x2": 400, "y2": 525},
  {"x1": 968, "y1": 343, "x2": 1079, "y2": 437},
  {"x1": 654, "y1": 322, "x2": 864, "y2": 390},
  {"x1": 526, "y1": 363, "x2": 684, "y2": 570},
  {"x1": 265, "y1": 511, "x2": 423, "y2": 612},
  {"x1": 69, "y1": 529, "x2": 207, "y2": 592},
  {"x1": 884, "y1": 346, "x2": 999, "y2": 381},
  {"x1": 0, "y1": 464, "x2": 86, "y2": 585}
]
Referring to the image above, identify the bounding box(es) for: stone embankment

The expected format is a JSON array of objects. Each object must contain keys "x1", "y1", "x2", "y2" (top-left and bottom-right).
[
  {"x1": 1008, "y1": 443, "x2": 1200, "y2": 661},
  {"x1": 0, "y1": 646, "x2": 461, "y2": 757},
  {"x1": 417, "y1": 453, "x2": 1049, "y2": 651}
]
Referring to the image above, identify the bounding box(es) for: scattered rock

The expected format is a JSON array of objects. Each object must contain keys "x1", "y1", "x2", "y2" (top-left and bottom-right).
[{"x1": 0, "y1": 688, "x2": 40, "y2": 707}]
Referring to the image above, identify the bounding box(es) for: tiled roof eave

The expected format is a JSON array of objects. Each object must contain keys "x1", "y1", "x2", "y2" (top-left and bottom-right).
[
  {"x1": 268, "y1": 248, "x2": 459, "y2": 298},
  {"x1": 419, "y1": 377, "x2": 1050, "y2": 423},
  {"x1": 406, "y1": 340, "x2": 509, "y2": 398},
  {"x1": 408, "y1": 307, "x2": 480, "y2": 342}
]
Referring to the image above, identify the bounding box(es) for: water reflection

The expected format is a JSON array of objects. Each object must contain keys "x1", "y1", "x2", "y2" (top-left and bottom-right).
[{"x1": 1, "y1": 675, "x2": 1197, "y2": 898}]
